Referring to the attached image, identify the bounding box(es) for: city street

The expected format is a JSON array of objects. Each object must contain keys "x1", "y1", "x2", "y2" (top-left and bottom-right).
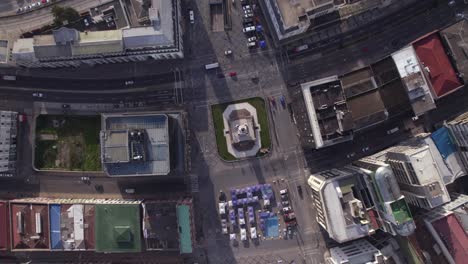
[{"x1": 0, "y1": 0, "x2": 466, "y2": 263}]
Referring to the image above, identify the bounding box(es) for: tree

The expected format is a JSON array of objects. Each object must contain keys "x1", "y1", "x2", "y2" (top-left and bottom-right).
[{"x1": 51, "y1": 6, "x2": 79, "y2": 26}]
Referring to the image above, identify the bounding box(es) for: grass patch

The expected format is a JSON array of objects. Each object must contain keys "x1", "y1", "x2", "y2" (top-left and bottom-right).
[
  {"x1": 211, "y1": 97, "x2": 271, "y2": 161},
  {"x1": 34, "y1": 115, "x2": 102, "y2": 171}
]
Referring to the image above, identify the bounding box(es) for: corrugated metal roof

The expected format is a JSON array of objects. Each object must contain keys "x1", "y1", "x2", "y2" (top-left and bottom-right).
[
  {"x1": 413, "y1": 33, "x2": 462, "y2": 98},
  {"x1": 50, "y1": 204, "x2": 62, "y2": 250},
  {"x1": 176, "y1": 205, "x2": 192, "y2": 254},
  {"x1": 432, "y1": 214, "x2": 468, "y2": 263}
]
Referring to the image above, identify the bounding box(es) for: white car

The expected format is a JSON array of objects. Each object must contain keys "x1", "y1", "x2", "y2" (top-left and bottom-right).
[
  {"x1": 250, "y1": 227, "x2": 257, "y2": 239},
  {"x1": 247, "y1": 42, "x2": 256, "y2": 48},
  {"x1": 189, "y1": 10, "x2": 194, "y2": 24},
  {"x1": 219, "y1": 202, "x2": 226, "y2": 215},
  {"x1": 247, "y1": 36, "x2": 257, "y2": 42},
  {"x1": 243, "y1": 26, "x2": 255, "y2": 33},
  {"x1": 32, "y1": 92, "x2": 43, "y2": 97},
  {"x1": 240, "y1": 228, "x2": 247, "y2": 241}
]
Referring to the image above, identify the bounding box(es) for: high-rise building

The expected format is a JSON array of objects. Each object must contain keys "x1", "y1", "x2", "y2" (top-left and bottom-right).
[
  {"x1": 445, "y1": 112, "x2": 468, "y2": 174},
  {"x1": 384, "y1": 137, "x2": 451, "y2": 209},
  {"x1": 350, "y1": 160, "x2": 416, "y2": 237},
  {"x1": 327, "y1": 239, "x2": 384, "y2": 264},
  {"x1": 308, "y1": 168, "x2": 376, "y2": 243}
]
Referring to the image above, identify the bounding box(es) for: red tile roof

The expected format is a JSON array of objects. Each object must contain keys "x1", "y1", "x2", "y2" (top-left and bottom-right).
[
  {"x1": 413, "y1": 33, "x2": 462, "y2": 98},
  {"x1": 0, "y1": 202, "x2": 8, "y2": 250},
  {"x1": 432, "y1": 214, "x2": 468, "y2": 264}
]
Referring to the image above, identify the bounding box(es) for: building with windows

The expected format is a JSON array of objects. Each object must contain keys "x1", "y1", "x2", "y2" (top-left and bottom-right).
[
  {"x1": 351, "y1": 161, "x2": 415, "y2": 237},
  {"x1": 445, "y1": 111, "x2": 468, "y2": 174},
  {"x1": 0, "y1": 111, "x2": 17, "y2": 177},
  {"x1": 259, "y1": 0, "x2": 396, "y2": 48},
  {"x1": 11, "y1": 0, "x2": 183, "y2": 68},
  {"x1": 419, "y1": 193, "x2": 468, "y2": 264},
  {"x1": 383, "y1": 136, "x2": 451, "y2": 209},
  {"x1": 327, "y1": 239, "x2": 384, "y2": 264},
  {"x1": 307, "y1": 168, "x2": 376, "y2": 243},
  {"x1": 391, "y1": 46, "x2": 436, "y2": 116}
]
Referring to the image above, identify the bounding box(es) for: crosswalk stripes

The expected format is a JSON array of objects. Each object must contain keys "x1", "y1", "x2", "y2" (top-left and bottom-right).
[{"x1": 191, "y1": 174, "x2": 199, "y2": 193}]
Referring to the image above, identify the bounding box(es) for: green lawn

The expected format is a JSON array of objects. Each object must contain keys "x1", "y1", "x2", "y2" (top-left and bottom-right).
[
  {"x1": 211, "y1": 97, "x2": 271, "y2": 161},
  {"x1": 34, "y1": 115, "x2": 102, "y2": 171}
]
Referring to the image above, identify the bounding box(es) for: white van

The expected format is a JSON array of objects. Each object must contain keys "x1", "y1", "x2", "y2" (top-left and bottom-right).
[{"x1": 189, "y1": 10, "x2": 194, "y2": 24}]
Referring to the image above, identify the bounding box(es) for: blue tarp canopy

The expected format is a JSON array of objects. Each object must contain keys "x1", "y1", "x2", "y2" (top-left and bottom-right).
[
  {"x1": 49, "y1": 204, "x2": 62, "y2": 250},
  {"x1": 431, "y1": 127, "x2": 456, "y2": 159}
]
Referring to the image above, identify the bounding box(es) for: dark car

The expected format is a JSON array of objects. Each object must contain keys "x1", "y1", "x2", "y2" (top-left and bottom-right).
[
  {"x1": 280, "y1": 95, "x2": 286, "y2": 109},
  {"x1": 297, "y1": 185, "x2": 303, "y2": 199}
]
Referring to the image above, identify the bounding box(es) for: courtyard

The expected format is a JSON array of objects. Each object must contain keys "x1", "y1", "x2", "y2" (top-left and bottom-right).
[{"x1": 34, "y1": 115, "x2": 101, "y2": 171}]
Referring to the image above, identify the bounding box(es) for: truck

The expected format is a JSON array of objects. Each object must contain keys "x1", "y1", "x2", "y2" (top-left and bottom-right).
[{"x1": 205, "y1": 62, "x2": 219, "y2": 70}]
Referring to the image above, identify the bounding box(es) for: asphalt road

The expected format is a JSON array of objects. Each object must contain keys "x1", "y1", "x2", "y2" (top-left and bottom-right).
[{"x1": 0, "y1": 0, "x2": 465, "y2": 264}]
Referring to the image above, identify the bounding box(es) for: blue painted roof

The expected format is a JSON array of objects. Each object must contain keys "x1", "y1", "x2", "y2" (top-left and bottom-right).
[
  {"x1": 50, "y1": 204, "x2": 62, "y2": 250},
  {"x1": 431, "y1": 127, "x2": 456, "y2": 159}
]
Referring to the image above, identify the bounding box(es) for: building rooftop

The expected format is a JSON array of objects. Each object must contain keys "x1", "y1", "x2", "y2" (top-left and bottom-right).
[
  {"x1": 142, "y1": 199, "x2": 194, "y2": 254},
  {"x1": 431, "y1": 214, "x2": 468, "y2": 263},
  {"x1": 143, "y1": 201, "x2": 179, "y2": 251},
  {"x1": 440, "y1": 20, "x2": 468, "y2": 83},
  {"x1": 50, "y1": 204, "x2": 96, "y2": 251},
  {"x1": 101, "y1": 113, "x2": 170, "y2": 177},
  {"x1": 11, "y1": 203, "x2": 50, "y2": 251},
  {"x1": 95, "y1": 203, "x2": 141, "y2": 253},
  {"x1": 308, "y1": 168, "x2": 374, "y2": 243},
  {"x1": 328, "y1": 239, "x2": 383, "y2": 264},
  {"x1": 300, "y1": 76, "x2": 353, "y2": 149},
  {"x1": 347, "y1": 90, "x2": 387, "y2": 131},
  {"x1": 0, "y1": 201, "x2": 8, "y2": 250},
  {"x1": 391, "y1": 46, "x2": 436, "y2": 116},
  {"x1": 413, "y1": 33, "x2": 463, "y2": 98}
]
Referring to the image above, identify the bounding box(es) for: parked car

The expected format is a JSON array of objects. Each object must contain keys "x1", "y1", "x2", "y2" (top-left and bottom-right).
[
  {"x1": 297, "y1": 185, "x2": 303, "y2": 199},
  {"x1": 125, "y1": 188, "x2": 135, "y2": 194},
  {"x1": 243, "y1": 26, "x2": 255, "y2": 33},
  {"x1": 240, "y1": 228, "x2": 247, "y2": 241},
  {"x1": 189, "y1": 10, "x2": 194, "y2": 24},
  {"x1": 280, "y1": 95, "x2": 286, "y2": 108},
  {"x1": 247, "y1": 42, "x2": 256, "y2": 48},
  {"x1": 221, "y1": 219, "x2": 228, "y2": 234},
  {"x1": 247, "y1": 36, "x2": 257, "y2": 42}
]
